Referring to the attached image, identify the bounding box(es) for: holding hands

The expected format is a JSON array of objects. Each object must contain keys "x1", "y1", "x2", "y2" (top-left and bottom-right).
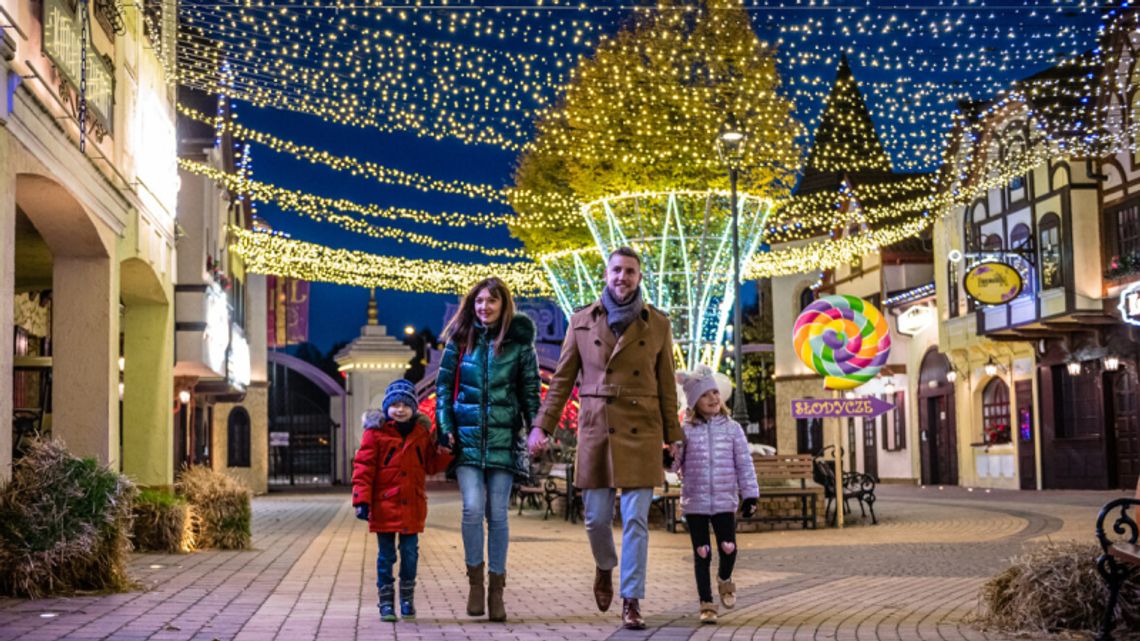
[{"x1": 526, "y1": 426, "x2": 549, "y2": 457}]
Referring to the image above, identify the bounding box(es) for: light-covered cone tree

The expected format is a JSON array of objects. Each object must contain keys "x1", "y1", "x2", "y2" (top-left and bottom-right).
[{"x1": 510, "y1": 0, "x2": 802, "y2": 255}]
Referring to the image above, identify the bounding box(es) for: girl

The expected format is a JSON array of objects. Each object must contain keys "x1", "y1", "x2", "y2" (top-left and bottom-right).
[
  {"x1": 352, "y1": 379, "x2": 453, "y2": 622},
  {"x1": 674, "y1": 366, "x2": 760, "y2": 624},
  {"x1": 436, "y1": 277, "x2": 542, "y2": 622}
]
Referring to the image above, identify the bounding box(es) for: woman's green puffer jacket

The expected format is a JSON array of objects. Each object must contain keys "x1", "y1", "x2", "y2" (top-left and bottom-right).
[{"x1": 436, "y1": 314, "x2": 542, "y2": 473}]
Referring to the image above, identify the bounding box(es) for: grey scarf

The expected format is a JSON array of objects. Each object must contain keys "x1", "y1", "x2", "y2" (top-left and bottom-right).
[{"x1": 602, "y1": 286, "x2": 643, "y2": 337}]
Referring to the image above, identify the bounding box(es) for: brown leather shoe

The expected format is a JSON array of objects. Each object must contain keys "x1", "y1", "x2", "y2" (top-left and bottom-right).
[
  {"x1": 622, "y1": 598, "x2": 646, "y2": 630},
  {"x1": 593, "y1": 567, "x2": 613, "y2": 612}
]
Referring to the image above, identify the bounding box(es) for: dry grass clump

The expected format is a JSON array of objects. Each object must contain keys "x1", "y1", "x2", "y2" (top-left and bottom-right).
[
  {"x1": 977, "y1": 541, "x2": 1140, "y2": 639},
  {"x1": 132, "y1": 489, "x2": 198, "y2": 553},
  {"x1": 0, "y1": 439, "x2": 137, "y2": 598},
  {"x1": 177, "y1": 466, "x2": 251, "y2": 550}
]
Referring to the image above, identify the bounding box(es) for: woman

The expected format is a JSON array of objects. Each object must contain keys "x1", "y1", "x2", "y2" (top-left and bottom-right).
[{"x1": 436, "y1": 277, "x2": 541, "y2": 623}]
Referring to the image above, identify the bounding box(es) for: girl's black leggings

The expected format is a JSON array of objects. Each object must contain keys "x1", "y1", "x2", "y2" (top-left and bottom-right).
[{"x1": 685, "y1": 512, "x2": 737, "y2": 603}]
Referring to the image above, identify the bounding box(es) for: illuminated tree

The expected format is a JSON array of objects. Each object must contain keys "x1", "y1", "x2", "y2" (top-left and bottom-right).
[{"x1": 510, "y1": 0, "x2": 802, "y2": 255}]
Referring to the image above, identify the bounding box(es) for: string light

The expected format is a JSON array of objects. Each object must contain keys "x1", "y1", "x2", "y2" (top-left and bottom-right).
[
  {"x1": 229, "y1": 226, "x2": 550, "y2": 295},
  {"x1": 178, "y1": 103, "x2": 582, "y2": 223},
  {"x1": 172, "y1": 0, "x2": 1138, "y2": 286},
  {"x1": 179, "y1": 158, "x2": 527, "y2": 257}
]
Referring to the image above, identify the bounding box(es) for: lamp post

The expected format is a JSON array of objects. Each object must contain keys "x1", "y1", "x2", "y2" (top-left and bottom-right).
[{"x1": 718, "y1": 116, "x2": 749, "y2": 425}]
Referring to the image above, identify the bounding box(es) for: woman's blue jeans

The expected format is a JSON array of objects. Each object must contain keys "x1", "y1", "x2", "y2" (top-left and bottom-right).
[{"x1": 456, "y1": 465, "x2": 514, "y2": 575}]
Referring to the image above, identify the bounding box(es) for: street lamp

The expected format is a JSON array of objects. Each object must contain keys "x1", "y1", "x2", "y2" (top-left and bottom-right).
[
  {"x1": 717, "y1": 114, "x2": 748, "y2": 424},
  {"x1": 1105, "y1": 355, "x2": 1121, "y2": 372}
]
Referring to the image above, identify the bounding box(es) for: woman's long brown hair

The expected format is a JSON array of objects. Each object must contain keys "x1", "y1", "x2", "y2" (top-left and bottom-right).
[{"x1": 442, "y1": 277, "x2": 516, "y2": 355}]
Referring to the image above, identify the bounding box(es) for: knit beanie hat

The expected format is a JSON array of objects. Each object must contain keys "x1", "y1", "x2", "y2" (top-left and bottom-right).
[
  {"x1": 382, "y1": 379, "x2": 418, "y2": 417},
  {"x1": 677, "y1": 365, "x2": 720, "y2": 410}
]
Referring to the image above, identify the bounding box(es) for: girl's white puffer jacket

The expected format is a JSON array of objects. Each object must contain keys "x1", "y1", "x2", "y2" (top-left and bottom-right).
[{"x1": 675, "y1": 413, "x2": 760, "y2": 516}]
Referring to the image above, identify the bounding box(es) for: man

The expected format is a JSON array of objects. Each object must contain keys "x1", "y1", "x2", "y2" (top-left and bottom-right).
[{"x1": 529, "y1": 246, "x2": 683, "y2": 630}]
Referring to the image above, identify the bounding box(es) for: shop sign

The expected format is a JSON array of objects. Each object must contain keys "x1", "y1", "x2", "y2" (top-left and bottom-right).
[
  {"x1": 42, "y1": 0, "x2": 114, "y2": 130},
  {"x1": 897, "y1": 305, "x2": 935, "y2": 336},
  {"x1": 1119, "y1": 282, "x2": 1140, "y2": 327},
  {"x1": 791, "y1": 396, "x2": 895, "y2": 420},
  {"x1": 269, "y1": 432, "x2": 290, "y2": 447},
  {"x1": 227, "y1": 325, "x2": 251, "y2": 390},
  {"x1": 964, "y1": 261, "x2": 1023, "y2": 305},
  {"x1": 203, "y1": 286, "x2": 231, "y2": 376}
]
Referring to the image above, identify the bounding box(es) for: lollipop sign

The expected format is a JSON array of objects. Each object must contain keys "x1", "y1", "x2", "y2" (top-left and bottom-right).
[{"x1": 793, "y1": 295, "x2": 892, "y2": 391}]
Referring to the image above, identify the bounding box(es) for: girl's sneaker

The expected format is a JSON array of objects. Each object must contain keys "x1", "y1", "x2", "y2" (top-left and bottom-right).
[
  {"x1": 718, "y1": 578, "x2": 737, "y2": 609},
  {"x1": 699, "y1": 602, "x2": 718, "y2": 624}
]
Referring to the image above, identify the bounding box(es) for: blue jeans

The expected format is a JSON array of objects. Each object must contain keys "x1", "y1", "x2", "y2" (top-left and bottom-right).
[
  {"x1": 377, "y1": 532, "x2": 418, "y2": 588},
  {"x1": 456, "y1": 465, "x2": 514, "y2": 575},
  {"x1": 582, "y1": 487, "x2": 653, "y2": 600}
]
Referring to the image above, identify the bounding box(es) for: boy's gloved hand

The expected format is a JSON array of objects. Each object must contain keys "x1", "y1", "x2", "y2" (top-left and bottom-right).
[
  {"x1": 354, "y1": 504, "x2": 370, "y2": 521},
  {"x1": 741, "y1": 497, "x2": 758, "y2": 519}
]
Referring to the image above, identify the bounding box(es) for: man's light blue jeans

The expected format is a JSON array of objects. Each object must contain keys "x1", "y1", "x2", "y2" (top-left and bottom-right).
[
  {"x1": 456, "y1": 465, "x2": 514, "y2": 575},
  {"x1": 582, "y1": 487, "x2": 653, "y2": 600}
]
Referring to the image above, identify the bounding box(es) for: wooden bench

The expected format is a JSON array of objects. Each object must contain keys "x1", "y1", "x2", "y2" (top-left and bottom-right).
[
  {"x1": 738, "y1": 454, "x2": 822, "y2": 530},
  {"x1": 652, "y1": 481, "x2": 683, "y2": 533},
  {"x1": 1095, "y1": 491, "x2": 1140, "y2": 641}
]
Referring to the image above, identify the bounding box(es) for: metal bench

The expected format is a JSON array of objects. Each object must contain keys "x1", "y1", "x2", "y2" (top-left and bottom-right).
[
  {"x1": 812, "y1": 452, "x2": 878, "y2": 526},
  {"x1": 1095, "y1": 495, "x2": 1140, "y2": 641}
]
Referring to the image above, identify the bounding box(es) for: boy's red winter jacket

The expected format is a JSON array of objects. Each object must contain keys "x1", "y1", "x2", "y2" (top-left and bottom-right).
[{"x1": 352, "y1": 414, "x2": 452, "y2": 534}]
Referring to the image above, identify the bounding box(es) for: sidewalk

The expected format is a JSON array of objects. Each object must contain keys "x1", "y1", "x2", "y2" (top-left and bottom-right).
[{"x1": 0, "y1": 484, "x2": 1123, "y2": 641}]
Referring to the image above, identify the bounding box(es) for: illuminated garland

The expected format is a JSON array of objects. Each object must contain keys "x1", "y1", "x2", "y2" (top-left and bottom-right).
[
  {"x1": 175, "y1": 0, "x2": 1106, "y2": 170},
  {"x1": 177, "y1": 103, "x2": 582, "y2": 223},
  {"x1": 179, "y1": 159, "x2": 527, "y2": 257},
  {"x1": 229, "y1": 226, "x2": 551, "y2": 295}
]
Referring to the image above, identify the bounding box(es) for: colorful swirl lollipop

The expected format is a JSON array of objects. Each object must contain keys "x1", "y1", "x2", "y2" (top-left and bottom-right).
[{"x1": 792, "y1": 294, "x2": 892, "y2": 391}]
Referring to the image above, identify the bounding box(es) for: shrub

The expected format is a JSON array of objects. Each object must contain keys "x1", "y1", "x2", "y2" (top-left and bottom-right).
[
  {"x1": 0, "y1": 439, "x2": 137, "y2": 598},
  {"x1": 177, "y1": 466, "x2": 251, "y2": 550},
  {"x1": 132, "y1": 488, "x2": 197, "y2": 553},
  {"x1": 977, "y1": 541, "x2": 1140, "y2": 639}
]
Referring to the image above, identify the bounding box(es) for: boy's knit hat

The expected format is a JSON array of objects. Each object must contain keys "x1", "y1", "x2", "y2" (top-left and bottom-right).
[
  {"x1": 383, "y1": 379, "x2": 418, "y2": 417},
  {"x1": 676, "y1": 365, "x2": 720, "y2": 410}
]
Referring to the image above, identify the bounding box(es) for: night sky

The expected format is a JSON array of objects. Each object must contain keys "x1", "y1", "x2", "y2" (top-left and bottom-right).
[{"x1": 235, "y1": 3, "x2": 1104, "y2": 355}]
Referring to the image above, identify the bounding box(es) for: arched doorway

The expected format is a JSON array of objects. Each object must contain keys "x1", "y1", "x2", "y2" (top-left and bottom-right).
[
  {"x1": 918, "y1": 349, "x2": 958, "y2": 486},
  {"x1": 12, "y1": 173, "x2": 117, "y2": 468}
]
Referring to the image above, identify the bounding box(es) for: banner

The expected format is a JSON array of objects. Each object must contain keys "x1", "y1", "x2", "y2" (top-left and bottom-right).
[
  {"x1": 267, "y1": 277, "x2": 310, "y2": 347},
  {"x1": 286, "y1": 280, "x2": 310, "y2": 344}
]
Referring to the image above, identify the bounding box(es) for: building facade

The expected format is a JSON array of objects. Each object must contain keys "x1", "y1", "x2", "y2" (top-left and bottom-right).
[
  {"x1": 772, "y1": 58, "x2": 933, "y2": 484},
  {"x1": 933, "y1": 10, "x2": 1140, "y2": 491},
  {"x1": 2, "y1": 0, "x2": 179, "y2": 485},
  {"x1": 174, "y1": 88, "x2": 269, "y2": 493}
]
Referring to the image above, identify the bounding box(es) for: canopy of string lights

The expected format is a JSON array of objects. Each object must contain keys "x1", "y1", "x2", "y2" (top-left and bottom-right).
[{"x1": 172, "y1": 0, "x2": 1132, "y2": 291}]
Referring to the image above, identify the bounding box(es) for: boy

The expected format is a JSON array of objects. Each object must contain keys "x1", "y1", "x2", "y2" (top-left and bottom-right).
[{"x1": 353, "y1": 379, "x2": 452, "y2": 621}]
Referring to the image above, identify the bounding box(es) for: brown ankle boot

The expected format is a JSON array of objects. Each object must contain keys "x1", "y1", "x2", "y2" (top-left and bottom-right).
[
  {"x1": 487, "y1": 572, "x2": 507, "y2": 622},
  {"x1": 466, "y1": 563, "x2": 485, "y2": 616}
]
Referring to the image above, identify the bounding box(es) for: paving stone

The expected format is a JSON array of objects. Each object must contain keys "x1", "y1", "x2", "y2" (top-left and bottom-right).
[{"x1": 0, "y1": 485, "x2": 1126, "y2": 641}]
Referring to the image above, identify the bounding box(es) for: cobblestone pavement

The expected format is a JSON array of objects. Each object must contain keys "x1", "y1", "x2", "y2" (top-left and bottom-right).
[{"x1": 0, "y1": 484, "x2": 1126, "y2": 641}]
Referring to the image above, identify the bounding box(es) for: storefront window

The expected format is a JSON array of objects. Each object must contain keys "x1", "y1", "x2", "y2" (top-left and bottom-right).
[
  {"x1": 1116, "y1": 201, "x2": 1140, "y2": 259},
  {"x1": 1039, "y1": 214, "x2": 1063, "y2": 289},
  {"x1": 799, "y1": 287, "x2": 815, "y2": 312},
  {"x1": 982, "y1": 378, "x2": 1011, "y2": 444},
  {"x1": 947, "y1": 262, "x2": 959, "y2": 318}
]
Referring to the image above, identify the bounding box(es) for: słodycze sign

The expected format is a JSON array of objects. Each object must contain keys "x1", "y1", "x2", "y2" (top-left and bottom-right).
[{"x1": 791, "y1": 396, "x2": 895, "y2": 419}]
